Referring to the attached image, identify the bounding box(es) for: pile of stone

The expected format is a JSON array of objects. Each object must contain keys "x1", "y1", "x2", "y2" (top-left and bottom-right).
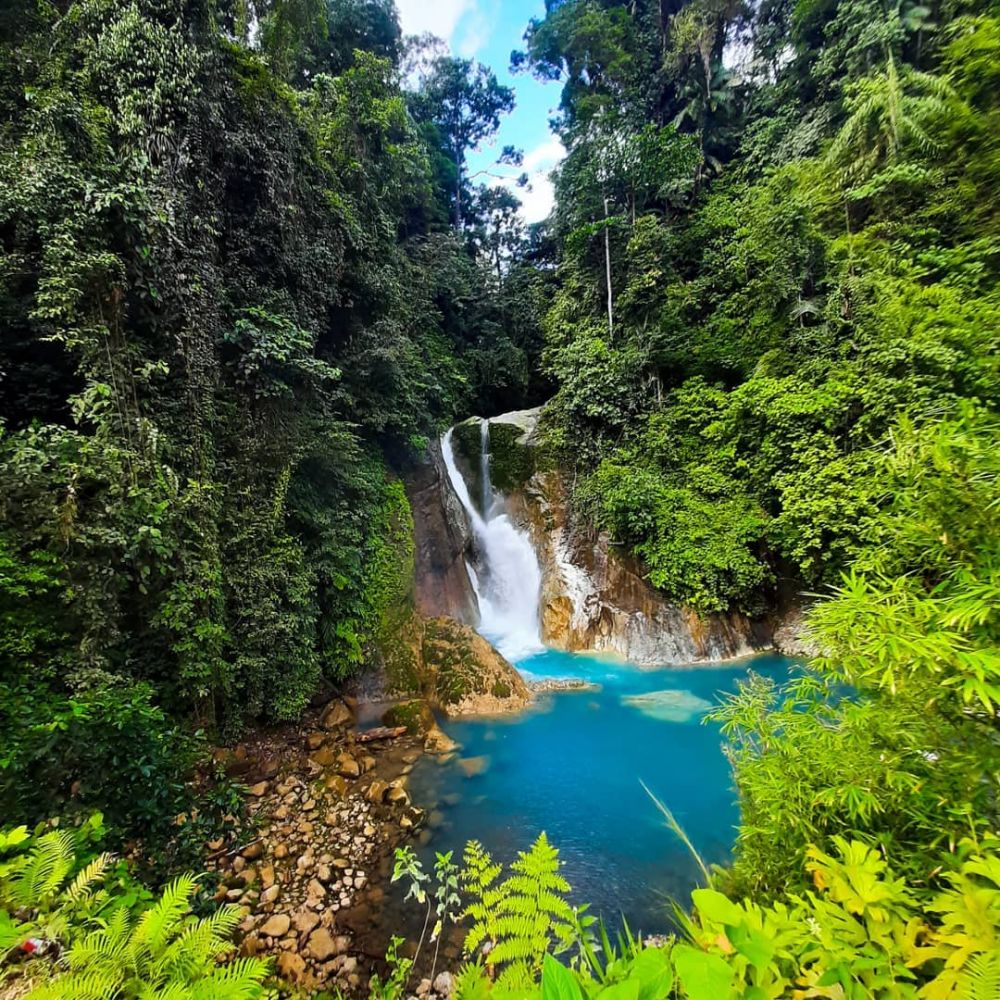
[{"x1": 207, "y1": 698, "x2": 429, "y2": 995}]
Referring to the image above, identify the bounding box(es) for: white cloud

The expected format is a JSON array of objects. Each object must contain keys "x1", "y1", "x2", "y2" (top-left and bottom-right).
[
  {"x1": 395, "y1": 0, "x2": 476, "y2": 45},
  {"x1": 502, "y1": 137, "x2": 564, "y2": 224},
  {"x1": 456, "y1": 9, "x2": 491, "y2": 58}
]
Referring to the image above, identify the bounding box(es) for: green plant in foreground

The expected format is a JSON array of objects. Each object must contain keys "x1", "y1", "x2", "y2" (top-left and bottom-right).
[
  {"x1": 23, "y1": 874, "x2": 270, "y2": 1000},
  {"x1": 442, "y1": 832, "x2": 1000, "y2": 999}
]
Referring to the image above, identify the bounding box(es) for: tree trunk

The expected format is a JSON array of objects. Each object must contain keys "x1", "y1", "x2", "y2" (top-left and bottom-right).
[{"x1": 603, "y1": 194, "x2": 614, "y2": 342}]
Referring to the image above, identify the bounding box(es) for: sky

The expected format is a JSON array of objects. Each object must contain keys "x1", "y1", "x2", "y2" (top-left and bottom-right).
[{"x1": 394, "y1": 0, "x2": 564, "y2": 223}]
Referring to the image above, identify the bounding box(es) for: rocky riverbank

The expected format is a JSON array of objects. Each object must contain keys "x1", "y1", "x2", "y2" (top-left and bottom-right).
[{"x1": 208, "y1": 696, "x2": 440, "y2": 995}]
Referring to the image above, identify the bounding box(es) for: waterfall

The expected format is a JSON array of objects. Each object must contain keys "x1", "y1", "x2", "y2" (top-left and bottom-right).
[
  {"x1": 441, "y1": 422, "x2": 543, "y2": 662},
  {"x1": 480, "y1": 418, "x2": 493, "y2": 518}
]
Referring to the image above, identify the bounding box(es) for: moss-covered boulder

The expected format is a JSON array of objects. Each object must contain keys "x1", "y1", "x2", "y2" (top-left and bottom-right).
[
  {"x1": 450, "y1": 417, "x2": 488, "y2": 516},
  {"x1": 420, "y1": 616, "x2": 530, "y2": 716},
  {"x1": 381, "y1": 699, "x2": 435, "y2": 735},
  {"x1": 378, "y1": 612, "x2": 530, "y2": 717}
]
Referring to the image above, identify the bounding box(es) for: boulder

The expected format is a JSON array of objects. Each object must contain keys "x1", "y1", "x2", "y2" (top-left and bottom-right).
[
  {"x1": 337, "y1": 753, "x2": 360, "y2": 778},
  {"x1": 419, "y1": 616, "x2": 530, "y2": 717},
  {"x1": 404, "y1": 441, "x2": 479, "y2": 624},
  {"x1": 277, "y1": 951, "x2": 307, "y2": 982},
  {"x1": 260, "y1": 914, "x2": 291, "y2": 938},
  {"x1": 321, "y1": 699, "x2": 354, "y2": 731},
  {"x1": 306, "y1": 927, "x2": 339, "y2": 961}
]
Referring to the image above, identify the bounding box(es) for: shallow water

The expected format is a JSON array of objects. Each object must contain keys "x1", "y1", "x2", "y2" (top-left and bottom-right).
[{"x1": 408, "y1": 648, "x2": 797, "y2": 933}]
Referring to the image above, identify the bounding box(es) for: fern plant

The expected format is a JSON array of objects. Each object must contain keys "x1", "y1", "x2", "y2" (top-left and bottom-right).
[
  {"x1": 0, "y1": 828, "x2": 115, "y2": 947},
  {"x1": 24, "y1": 874, "x2": 270, "y2": 999},
  {"x1": 461, "y1": 833, "x2": 575, "y2": 989}
]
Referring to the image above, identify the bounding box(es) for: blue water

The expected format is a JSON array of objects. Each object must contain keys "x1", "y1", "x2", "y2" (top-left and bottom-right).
[{"x1": 408, "y1": 649, "x2": 797, "y2": 933}]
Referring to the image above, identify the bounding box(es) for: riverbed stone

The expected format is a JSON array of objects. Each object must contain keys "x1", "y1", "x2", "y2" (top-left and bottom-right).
[
  {"x1": 277, "y1": 951, "x2": 307, "y2": 981},
  {"x1": 307, "y1": 927, "x2": 339, "y2": 961},
  {"x1": 321, "y1": 699, "x2": 353, "y2": 730},
  {"x1": 260, "y1": 914, "x2": 290, "y2": 938},
  {"x1": 337, "y1": 753, "x2": 361, "y2": 778}
]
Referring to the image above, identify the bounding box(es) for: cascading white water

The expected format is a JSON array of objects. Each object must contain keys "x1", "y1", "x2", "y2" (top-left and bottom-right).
[
  {"x1": 480, "y1": 418, "x2": 493, "y2": 518},
  {"x1": 441, "y1": 422, "x2": 543, "y2": 662}
]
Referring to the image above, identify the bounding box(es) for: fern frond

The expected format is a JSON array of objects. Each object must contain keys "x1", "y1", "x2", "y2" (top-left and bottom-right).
[
  {"x1": 25, "y1": 968, "x2": 123, "y2": 1000},
  {"x1": 135, "y1": 874, "x2": 197, "y2": 955},
  {"x1": 957, "y1": 950, "x2": 1000, "y2": 1000},
  {"x1": 7, "y1": 830, "x2": 76, "y2": 909},
  {"x1": 66, "y1": 852, "x2": 114, "y2": 903}
]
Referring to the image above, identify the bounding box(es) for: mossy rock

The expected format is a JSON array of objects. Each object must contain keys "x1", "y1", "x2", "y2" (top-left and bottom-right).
[
  {"x1": 420, "y1": 616, "x2": 530, "y2": 715},
  {"x1": 450, "y1": 418, "x2": 487, "y2": 516},
  {"x1": 381, "y1": 699, "x2": 434, "y2": 735},
  {"x1": 380, "y1": 611, "x2": 423, "y2": 696},
  {"x1": 485, "y1": 421, "x2": 536, "y2": 494}
]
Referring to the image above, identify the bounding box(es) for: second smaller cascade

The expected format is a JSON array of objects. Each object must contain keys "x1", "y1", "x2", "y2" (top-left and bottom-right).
[{"x1": 441, "y1": 420, "x2": 544, "y2": 662}]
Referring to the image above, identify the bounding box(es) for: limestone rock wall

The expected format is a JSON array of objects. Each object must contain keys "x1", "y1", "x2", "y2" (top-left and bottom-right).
[{"x1": 503, "y1": 468, "x2": 772, "y2": 665}]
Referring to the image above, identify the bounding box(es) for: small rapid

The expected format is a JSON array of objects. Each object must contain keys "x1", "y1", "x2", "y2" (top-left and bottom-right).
[{"x1": 441, "y1": 422, "x2": 543, "y2": 661}]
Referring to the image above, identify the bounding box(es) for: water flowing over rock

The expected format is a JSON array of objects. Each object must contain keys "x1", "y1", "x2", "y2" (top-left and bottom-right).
[
  {"x1": 431, "y1": 405, "x2": 775, "y2": 666},
  {"x1": 441, "y1": 424, "x2": 544, "y2": 662}
]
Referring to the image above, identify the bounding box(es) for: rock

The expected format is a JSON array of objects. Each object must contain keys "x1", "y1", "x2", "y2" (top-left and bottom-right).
[
  {"x1": 292, "y1": 909, "x2": 321, "y2": 935},
  {"x1": 387, "y1": 785, "x2": 409, "y2": 805},
  {"x1": 261, "y1": 885, "x2": 281, "y2": 905},
  {"x1": 260, "y1": 864, "x2": 275, "y2": 889},
  {"x1": 310, "y1": 746, "x2": 337, "y2": 768},
  {"x1": 424, "y1": 723, "x2": 458, "y2": 755},
  {"x1": 274, "y1": 844, "x2": 289, "y2": 859},
  {"x1": 325, "y1": 774, "x2": 348, "y2": 797},
  {"x1": 242, "y1": 842, "x2": 263, "y2": 861},
  {"x1": 306, "y1": 927, "x2": 339, "y2": 961},
  {"x1": 772, "y1": 605, "x2": 820, "y2": 657},
  {"x1": 277, "y1": 951, "x2": 307, "y2": 981},
  {"x1": 366, "y1": 780, "x2": 389, "y2": 804},
  {"x1": 420, "y1": 617, "x2": 531, "y2": 717},
  {"x1": 260, "y1": 914, "x2": 291, "y2": 938},
  {"x1": 434, "y1": 972, "x2": 455, "y2": 996},
  {"x1": 504, "y1": 463, "x2": 773, "y2": 665},
  {"x1": 305, "y1": 732, "x2": 326, "y2": 751},
  {"x1": 417, "y1": 979, "x2": 432, "y2": 996},
  {"x1": 405, "y1": 441, "x2": 480, "y2": 624},
  {"x1": 337, "y1": 753, "x2": 361, "y2": 778},
  {"x1": 321, "y1": 699, "x2": 354, "y2": 731},
  {"x1": 381, "y1": 699, "x2": 435, "y2": 736},
  {"x1": 457, "y1": 756, "x2": 490, "y2": 777},
  {"x1": 248, "y1": 781, "x2": 269, "y2": 797}
]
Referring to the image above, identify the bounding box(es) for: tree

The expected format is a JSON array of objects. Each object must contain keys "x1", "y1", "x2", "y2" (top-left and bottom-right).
[{"x1": 410, "y1": 56, "x2": 515, "y2": 229}]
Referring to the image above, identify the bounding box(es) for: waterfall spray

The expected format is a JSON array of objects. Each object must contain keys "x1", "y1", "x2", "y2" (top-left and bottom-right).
[{"x1": 441, "y1": 425, "x2": 543, "y2": 662}]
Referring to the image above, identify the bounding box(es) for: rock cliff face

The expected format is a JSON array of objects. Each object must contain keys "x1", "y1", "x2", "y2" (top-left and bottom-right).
[
  {"x1": 404, "y1": 440, "x2": 478, "y2": 625},
  {"x1": 506, "y1": 469, "x2": 771, "y2": 664},
  {"x1": 485, "y1": 407, "x2": 774, "y2": 666}
]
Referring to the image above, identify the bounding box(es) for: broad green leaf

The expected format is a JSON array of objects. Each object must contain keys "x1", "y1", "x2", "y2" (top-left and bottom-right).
[
  {"x1": 692, "y1": 889, "x2": 744, "y2": 927},
  {"x1": 630, "y1": 947, "x2": 675, "y2": 1000},
  {"x1": 595, "y1": 979, "x2": 640, "y2": 1000},
  {"x1": 673, "y1": 944, "x2": 735, "y2": 1000},
  {"x1": 541, "y1": 954, "x2": 584, "y2": 1000},
  {"x1": 728, "y1": 923, "x2": 775, "y2": 971}
]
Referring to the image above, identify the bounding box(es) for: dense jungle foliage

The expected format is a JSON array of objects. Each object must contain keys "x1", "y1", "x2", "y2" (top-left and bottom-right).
[
  {"x1": 0, "y1": 0, "x2": 548, "y2": 853},
  {"x1": 1, "y1": 0, "x2": 998, "y2": 996}
]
